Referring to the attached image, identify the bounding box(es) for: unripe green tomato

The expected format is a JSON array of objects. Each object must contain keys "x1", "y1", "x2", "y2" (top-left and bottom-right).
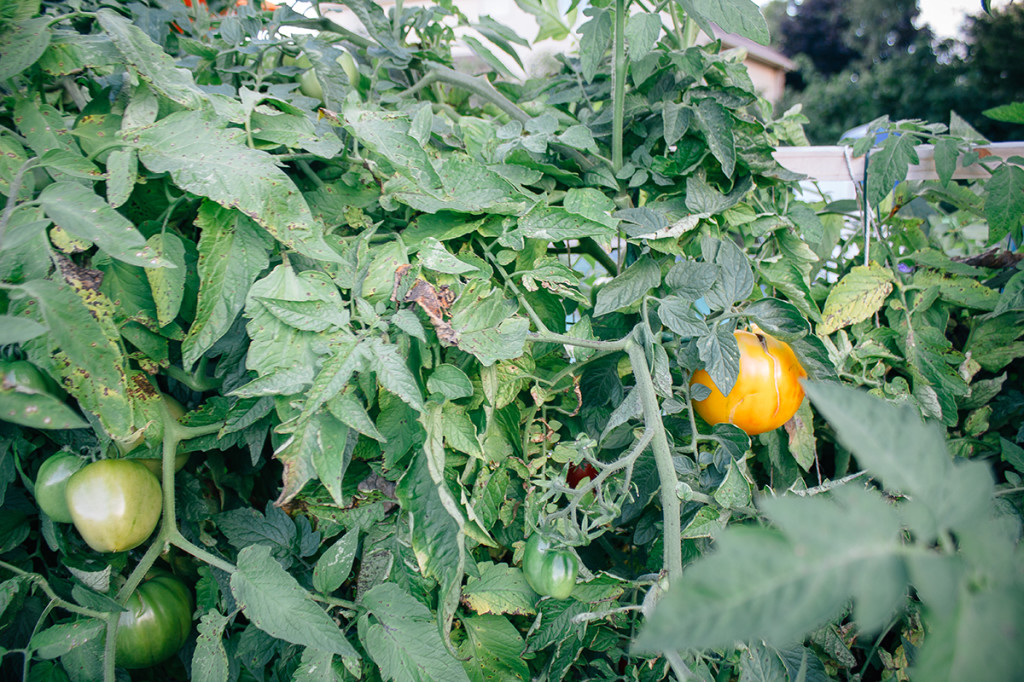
[
  {"x1": 282, "y1": 53, "x2": 313, "y2": 69},
  {"x1": 65, "y1": 459, "x2": 162, "y2": 553},
  {"x1": 522, "y1": 534, "x2": 578, "y2": 600},
  {"x1": 337, "y1": 51, "x2": 358, "y2": 85},
  {"x1": 299, "y1": 68, "x2": 324, "y2": 101},
  {"x1": 115, "y1": 573, "x2": 193, "y2": 669},
  {"x1": 34, "y1": 452, "x2": 86, "y2": 523},
  {"x1": 0, "y1": 359, "x2": 60, "y2": 395}
]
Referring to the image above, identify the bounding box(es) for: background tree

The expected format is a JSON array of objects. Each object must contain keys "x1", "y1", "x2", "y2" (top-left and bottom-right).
[{"x1": 768, "y1": 0, "x2": 1024, "y2": 143}]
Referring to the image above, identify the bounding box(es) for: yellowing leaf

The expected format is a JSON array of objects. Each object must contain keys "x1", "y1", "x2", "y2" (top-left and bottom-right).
[{"x1": 818, "y1": 263, "x2": 894, "y2": 335}]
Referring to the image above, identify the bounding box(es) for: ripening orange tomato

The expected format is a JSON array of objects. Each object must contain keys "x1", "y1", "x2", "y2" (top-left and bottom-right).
[{"x1": 690, "y1": 330, "x2": 806, "y2": 435}]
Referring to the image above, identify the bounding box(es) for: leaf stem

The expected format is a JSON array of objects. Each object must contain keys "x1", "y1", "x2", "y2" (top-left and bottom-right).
[
  {"x1": 485, "y1": 249, "x2": 550, "y2": 333},
  {"x1": 527, "y1": 330, "x2": 630, "y2": 352}
]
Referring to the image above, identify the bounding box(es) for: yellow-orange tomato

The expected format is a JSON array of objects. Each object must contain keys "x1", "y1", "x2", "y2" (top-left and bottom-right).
[{"x1": 690, "y1": 330, "x2": 807, "y2": 435}]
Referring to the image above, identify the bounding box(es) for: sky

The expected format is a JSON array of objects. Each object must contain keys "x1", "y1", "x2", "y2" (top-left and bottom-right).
[{"x1": 918, "y1": 0, "x2": 1012, "y2": 37}]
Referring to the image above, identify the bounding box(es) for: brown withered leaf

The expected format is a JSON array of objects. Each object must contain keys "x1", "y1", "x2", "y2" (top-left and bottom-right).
[{"x1": 391, "y1": 264, "x2": 459, "y2": 345}]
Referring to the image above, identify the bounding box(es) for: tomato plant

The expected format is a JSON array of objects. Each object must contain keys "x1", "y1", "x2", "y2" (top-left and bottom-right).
[
  {"x1": 33, "y1": 452, "x2": 86, "y2": 524},
  {"x1": 0, "y1": 1, "x2": 1022, "y2": 680},
  {"x1": 522, "y1": 535, "x2": 579, "y2": 600},
  {"x1": 64, "y1": 460, "x2": 163, "y2": 553},
  {"x1": 115, "y1": 573, "x2": 193, "y2": 669},
  {"x1": 690, "y1": 330, "x2": 807, "y2": 435}
]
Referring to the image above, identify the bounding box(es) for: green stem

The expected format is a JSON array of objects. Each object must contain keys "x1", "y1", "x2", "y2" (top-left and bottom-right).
[
  {"x1": 0, "y1": 561, "x2": 109, "y2": 621},
  {"x1": 527, "y1": 330, "x2": 631, "y2": 352},
  {"x1": 580, "y1": 237, "x2": 619, "y2": 275},
  {"x1": 485, "y1": 249, "x2": 549, "y2": 333},
  {"x1": 282, "y1": 18, "x2": 374, "y2": 49},
  {"x1": 164, "y1": 362, "x2": 221, "y2": 392},
  {"x1": 103, "y1": 616, "x2": 118, "y2": 682},
  {"x1": 612, "y1": 0, "x2": 627, "y2": 173},
  {"x1": 626, "y1": 338, "x2": 683, "y2": 582},
  {"x1": 0, "y1": 157, "x2": 39, "y2": 250},
  {"x1": 169, "y1": 531, "x2": 236, "y2": 575},
  {"x1": 665, "y1": 650, "x2": 697, "y2": 680}
]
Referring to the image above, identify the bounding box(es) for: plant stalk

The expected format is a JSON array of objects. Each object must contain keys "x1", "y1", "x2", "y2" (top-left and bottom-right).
[
  {"x1": 626, "y1": 338, "x2": 683, "y2": 582},
  {"x1": 612, "y1": 0, "x2": 627, "y2": 173}
]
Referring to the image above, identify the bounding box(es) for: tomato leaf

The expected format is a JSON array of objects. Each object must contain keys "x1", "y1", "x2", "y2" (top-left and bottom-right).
[
  {"x1": 313, "y1": 529, "x2": 359, "y2": 594},
  {"x1": 744, "y1": 298, "x2": 810, "y2": 341},
  {"x1": 191, "y1": 609, "x2": 230, "y2": 682},
  {"x1": 15, "y1": 279, "x2": 134, "y2": 437},
  {"x1": 145, "y1": 232, "x2": 186, "y2": 327},
  {"x1": 701, "y1": 237, "x2": 754, "y2": 311},
  {"x1": 31, "y1": 619, "x2": 105, "y2": 660},
  {"x1": 594, "y1": 255, "x2": 661, "y2": 317},
  {"x1": 97, "y1": 9, "x2": 207, "y2": 110},
  {"x1": 357, "y1": 583, "x2": 471, "y2": 682},
  {"x1": 183, "y1": 202, "x2": 272, "y2": 367},
  {"x1": 818, "y1": 263, "x2": 894, "y2": 335},
  {"x1": 696, "y1": 325, "x2": 741, "y2": 397},
  {"x1": 38, "y1": 182, "x2": 166, "y2": 267},
  {"x1": 458, "y1": 614, "x2": 532, "y2": 682},
  {"x1": 802, "y1": 381, "x2": 994, "y2": 541},
  {"x1": 984, "y1": 163, "x2": 1024, "y2": 245},
  {"x1": 462, "y1": 562, "x2": 538, "y2": 617},
  {"x1": 131, "y1": 111, "x2": 343, "y2": 264},
  {"x1": 0, "y1": 16, "x2": 50, "y2": 81},
  {"x1": 231, "y1": 544, "x2": 357, "y2": 657}
]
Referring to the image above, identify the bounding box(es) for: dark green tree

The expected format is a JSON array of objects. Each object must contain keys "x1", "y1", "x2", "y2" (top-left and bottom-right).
[{"x1": 770, "y1": 0, "x2": 1024, "y2": 143}]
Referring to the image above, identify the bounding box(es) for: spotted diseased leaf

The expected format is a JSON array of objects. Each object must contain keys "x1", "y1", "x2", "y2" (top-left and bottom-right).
[
  {"x1": 131, "y1": 111, "x2": 342, "y2": 264},
  {"x1": 818, "y1": 264, "x2": 894, "y2": 335},
  {"x1": 0, "y1": 17, "x2": 51, "y2": 81},
  {"x1": 462, "y1": 562, "x2": 539, "y2": 616},
  {"x1": 458, "y1": 614, "x2": 532, "y2": 682},
  {"x1": 39, "y1": 182, "x2": 166, "y2": 267}
]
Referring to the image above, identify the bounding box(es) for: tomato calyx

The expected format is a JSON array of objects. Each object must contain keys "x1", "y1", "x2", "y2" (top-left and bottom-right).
[{"x1": 522, "y1": 534, "x2": 578, "y2": 600}]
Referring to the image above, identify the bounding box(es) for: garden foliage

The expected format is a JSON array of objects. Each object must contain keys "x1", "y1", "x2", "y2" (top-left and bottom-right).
[{"x1": 0, "y1": 0, "x2": 1022, "y2": 680}]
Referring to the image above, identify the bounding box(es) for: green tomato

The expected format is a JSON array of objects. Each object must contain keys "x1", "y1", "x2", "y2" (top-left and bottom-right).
[
  {"x1": 522, "y1": 534, "x2": 578, "y2": 600},
  {"x1": 34, "y1": 452, "x2": 86, "y2": 523},
  {"x1": 115, "y1": 573, "x2": 193, "y2": 669},
  {"x1": 337, "y1": 51, "x2": 359, "y2": 85},
  {"x1": 0, "y1": 359, "x2": 59, "y2": 395},
  {"x1": 65, "y1": 459, "x2": 162, "y2": 553},
  {"x1": 299, "y1": 68, "x2": 324, "y2": 101}
]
